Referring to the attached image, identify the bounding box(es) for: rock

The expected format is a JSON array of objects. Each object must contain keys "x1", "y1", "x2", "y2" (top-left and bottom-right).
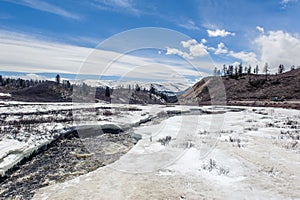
[
  {"x1": 70, "y1": 152, "x2": 94, "y2": 159},
  {"x1": 133, "y1": 133, "x2": 142, "y2": 141}
]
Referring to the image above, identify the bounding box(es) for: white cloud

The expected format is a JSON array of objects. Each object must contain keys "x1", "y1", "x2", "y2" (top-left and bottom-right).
[
  {"x1": 23, "y1": 74, "x2": 51, "y2": 81},
  {"x1": 214, "y1": 42, "x2": 228, "y2": 55},
  {"x1": 166, "y1": 28, "x2": 300, "y2": 75},
  {"x1": 166, "y1": 47, "x2": 193, "y2": 59},
  {"x1": 201, "y1": 23, "x2": 219, "y2": 30},
  {"x1": 72, "y1": 36, "x2": 101, "y2": 46},
  {"x1": 207, "y1": 29, "x2": 235, "y2": 37},
  {"x1": 4, "y1": 0, "x2": 81, "y2": 20},
  {"x1": 92, "y1": 0, "x2": 139, "y2": 15},
  {"x1": 0, "y1": 30, "x2": 204, "y2": 82},
  {"x1": 189, "y1": 43, "x2": 209, "y2": 57},
  {"x1": 166, "y1": 27, "x2": 300, "y2": 74},
  {"x1": 232, "y1": 61, "x2": 241, "y2": 67},
  {"x1": 178, "y1": 20, "x2": 200, "y2": 30},
  {"x1": 281, "y1": 0, "x2": 298, "y2": 4},
  {"x1": 166, "y1": 39, "x2": 209, "y2": 59},
  {"x1": 201, "y1": 38, "x2": 207, "y2": 44},
  {"x1": 254, "y1": 30, "x2": 300, "y2": 71},
  {"x1": 223, "y1": 29, "x2": 300, "y2": 73},
  {"x1": 5, "y1": 73, "x2": 51, "y2": 81},
  {"x1": 256, "y1": 26, "x2": 264, "y2": 34},
  {"x1": 280, "y1": 0, "x2": 298, "y2": 8},
  {"x1": 0, "y1": 30, "x2": 91, "y2": 73},
  {"x1": 228, "y1": 51, "x2": 258, "y2": 64},
  {"x1": 181, "y1": 39, "x2": 198, "y2": 48}
]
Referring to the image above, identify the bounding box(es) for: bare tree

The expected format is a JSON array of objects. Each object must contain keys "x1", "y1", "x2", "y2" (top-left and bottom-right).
[
  {"x1": 222, "y1": 64, "x2": 227, "y2": 76},
  {"x1": 291, "y1": 65, "x2": 295, "y2": 71},
  {"x1": 255, "y1": 65, "x2": 259, "y2": 74},
  {"x1": 263, "y1": 62, "x2": 269, "y2": 80},
  {"x1": 213, "y1": 67, "x2": 218, "y2": 76}
]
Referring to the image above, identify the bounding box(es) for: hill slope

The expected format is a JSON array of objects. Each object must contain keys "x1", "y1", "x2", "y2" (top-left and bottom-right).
[
  {"x1": 9, "y1": 81, "x2": 72, "y2": 102},
  {"x1": 1, "y1": 81, "x2": 171, "y2": 104},
  {"x1": 180, "y1": 69, "x2": 300, "y2": 108}
]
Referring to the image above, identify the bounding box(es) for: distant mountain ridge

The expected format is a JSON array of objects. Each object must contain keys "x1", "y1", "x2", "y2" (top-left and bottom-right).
[
  {"x1": 0, "y1": 71, "x2": 193, "y2": 93},
  {"x1": 1, "y1": 69, "x2": 299, "y2": 109},
  {"x1": 81, "y1": 80, "x2": 190, "y2": 94}
]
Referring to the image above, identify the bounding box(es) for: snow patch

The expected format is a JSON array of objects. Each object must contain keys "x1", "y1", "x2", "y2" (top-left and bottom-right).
[{"x1": 0, "y1": 93, "x2": 11, "y2": 97}]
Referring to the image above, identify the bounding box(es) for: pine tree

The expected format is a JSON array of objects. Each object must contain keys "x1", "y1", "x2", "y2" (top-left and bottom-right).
[
  {"x1": 255, "y1": 65, "x2": 259, "y2": 74},
  {"x1": 248, "y1": 65, "x2": 252, "y2": 74},
  {"x1": 56, "y1": 74, "x2": 60, "y2": 85},
  {"x1": 150, "y1": 84, "x2": 156, "y2": 94},
  {"x1": 66, "y1": 80, "x2": 71, "y2": 89},
  {"x1": 234, "y1": 66, "x2": 238, "y2": 77},
  {"x1": 278, "y1": 64, "x2": 285, "y2": 74},
  {"x1": 228, "y1": 65, "x2": 234, "y2": 77},
  {"x1": 135, "y1": 84, "x2": 141, "y2": 91},
  {"x1": 105, "y1": 86, "x2": 110, "y2": 97},
  {"x1": 238, "y1": 63, "x2": 243, "y2": 76}
]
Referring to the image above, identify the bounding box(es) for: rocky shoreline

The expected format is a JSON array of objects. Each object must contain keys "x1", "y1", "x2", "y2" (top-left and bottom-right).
[{"x1": 0, "y1": 130, "x2": 137, "y2": 199}]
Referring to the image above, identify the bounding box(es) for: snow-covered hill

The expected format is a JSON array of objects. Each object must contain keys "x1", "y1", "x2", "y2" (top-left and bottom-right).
[{"x1": 81, "y1": 80, "x2": 191, "y2": 93}]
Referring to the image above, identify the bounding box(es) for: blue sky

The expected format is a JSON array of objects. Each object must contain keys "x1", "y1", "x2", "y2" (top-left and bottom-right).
[{"x1": 0, "y1": 0, "x2": 300, "y2": 82}]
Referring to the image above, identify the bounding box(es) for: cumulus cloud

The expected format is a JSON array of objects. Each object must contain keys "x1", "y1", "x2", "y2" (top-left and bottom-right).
[
  {"x1": 166, "y1": 39, "x2": 208, "y2": 59},
  {"x1": 223, "y1": 29, "x2": 300, "y2": 73},
  {"x1": 166, "y1": 47, "x2": 193, "y2": 59},
  {"x1": 228, "y1": 51, "x2": 258, "y2": 64},
  {"x1": 254, "y1": 30, "x2": 300, "y2": 71},
  {"x1": 189, "y1": 43, "x2": 209, "y2": 57},
  {"x1": 207, "y1": 29, "x2": 235, "y2": 37},
  {"x1": 181, "y1": 39, "x2": 198, "y2": 48},
  {"x1": 256, "y1": 26, "x2": 264, "y2": 34},
  {"x1": 168, "y1": 27, "x2": 300, "y2": 74},
  {"x1": 214, "y1": 42, "x2": 228, "y2": 55}
]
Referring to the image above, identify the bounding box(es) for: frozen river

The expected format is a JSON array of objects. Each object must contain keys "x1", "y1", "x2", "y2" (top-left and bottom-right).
[{"x1": 25, "y1": 104, "x2": 300, "y2": 199}]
